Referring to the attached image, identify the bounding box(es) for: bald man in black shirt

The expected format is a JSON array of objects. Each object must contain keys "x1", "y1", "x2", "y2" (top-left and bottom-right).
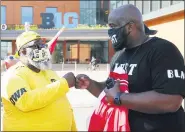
[{"x1": 76, "y1": 4, "x2": 185, "y2": 132}]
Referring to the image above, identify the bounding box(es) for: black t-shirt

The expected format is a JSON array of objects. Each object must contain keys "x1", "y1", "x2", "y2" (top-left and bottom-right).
[{"x1": 111, "y1": 37, "x2": 185, "y2": 132}]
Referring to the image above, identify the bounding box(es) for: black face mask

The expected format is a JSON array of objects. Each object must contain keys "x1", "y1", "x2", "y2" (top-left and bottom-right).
[{"x1": 108, "y1": 24, "x2": 130, "y2": 51}]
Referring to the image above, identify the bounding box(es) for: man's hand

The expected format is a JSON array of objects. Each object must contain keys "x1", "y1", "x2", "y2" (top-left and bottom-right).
[
  {"x1": 104, "y1": 80, "x2": 121, "y2": 104},
  {"x1": 63, "y1": 72, "x2": 76, "y2": 88},
  {"x1": 75, "y1": 74, "x2": 91, "y2": 89},
  {"x1": 75, "y1": 74, "x2": 106, "y2": 97}
]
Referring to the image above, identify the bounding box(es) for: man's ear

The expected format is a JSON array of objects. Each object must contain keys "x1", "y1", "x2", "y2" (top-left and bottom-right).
[{"x1": 128, "y1": 22, "x2": 134, "y2": 32}]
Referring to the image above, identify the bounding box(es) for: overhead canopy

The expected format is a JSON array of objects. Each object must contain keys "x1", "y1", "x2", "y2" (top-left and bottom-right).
[{"x1": 1, "y1": 29, "x2": 109, "y2": 41}]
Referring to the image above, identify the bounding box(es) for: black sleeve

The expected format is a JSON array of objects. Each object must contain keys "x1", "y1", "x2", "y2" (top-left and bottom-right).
[{"x1": 149, "y1": 41, "x2": 185, "y2": 98}]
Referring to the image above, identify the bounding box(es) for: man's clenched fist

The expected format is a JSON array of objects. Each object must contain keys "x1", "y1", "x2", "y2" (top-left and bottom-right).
[
  {"x1": 75, "y1": 74, "x2": 91, "y2": 89},
  {"x1": 63, "y1": 72, "x2": 76, "y2": 88}
]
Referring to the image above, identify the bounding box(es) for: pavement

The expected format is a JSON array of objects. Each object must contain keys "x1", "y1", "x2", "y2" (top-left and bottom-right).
[{"x1": 67, "y1": 89, "x2": 97, "y2": 131}]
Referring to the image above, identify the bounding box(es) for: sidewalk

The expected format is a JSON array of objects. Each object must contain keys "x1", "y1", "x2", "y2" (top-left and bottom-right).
[{"x1": 67, "y1": 88, "x2": 98, "y2": 131}]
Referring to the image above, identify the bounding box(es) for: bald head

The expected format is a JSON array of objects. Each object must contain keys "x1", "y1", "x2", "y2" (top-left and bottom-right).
[{"x1": 108, "y1": 4, "x2": 144, "y2": 31}]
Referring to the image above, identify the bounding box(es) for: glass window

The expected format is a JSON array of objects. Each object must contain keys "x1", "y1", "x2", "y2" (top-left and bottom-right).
[
  {"x1": 172, "y1": 0, "x2": 182, "y2": 5},
  {"x1": 80, "y1": 1, "x2": 85, "y2": 8},
  {"x1": 80, "y1": 1, "x2": 90, "y2": 9},
  {"x1": 116, "y1": 1, "x2": 123, "y2": 8},
  {"x1": 51, "y1": 42, "x2": 63, "y2": 64},
  {"x1": 65, "y1": 41, "x2": 108, "y2": 64},
  {"x1": 90, "y1": 1, "x2": 96, "y2": 8},
  {"x1": 80, "y1": 10, "x2": 96, "y2": 25},
  {"x1": 1, "y1": 41, "x2": 12, "y2": 60},
  {"x1": 110, "y1": 1, "x2": 117, "y2": 10},
  {"x1": 1, "y1": 6, "x2": 6, "y2": 24},
  {"x1": 151, "y1": 1, "x2": 160, "y2": 11},
  {"x1": 161, "y1": 1, "x2": 171, "y2": 8},
  {"x1": 143, "y1": 1, "x2": 151, "y2": 14},
  {"x1": 135, "y1": 1, "x2": 143, "y2": 14},
  {"x1": 80, "y1": 8, "x2": 96, "y2": 25},
  {"x1": 21, "y1": 7, "x2": 33, "y2": 24},
  {"x1": 122, "y1": 1, "x2": 129, "y2": 5},
  {"x1": 128, "y1": 0, "x2": 135, "y2": 6},
  {"x1": 80, "y1": 8, "x2": 85, "y2": 24},
  {"x1": 97, "y1": 8, "x2": 108, "y2": 25},
  {"x1": 96, "y1": 9, "x2": 102, "y2": 25},
  {"x1": 92, "y1": 9, "x2": 97, "y2": 25},
  {"x1": 79, "y1": 1, "x2": 97, "y2": 25}
]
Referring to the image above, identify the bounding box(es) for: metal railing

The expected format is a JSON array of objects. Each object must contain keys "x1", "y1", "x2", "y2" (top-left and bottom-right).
[{"x1": 52, "y1": 62, "x2": 110, "y2": 73}]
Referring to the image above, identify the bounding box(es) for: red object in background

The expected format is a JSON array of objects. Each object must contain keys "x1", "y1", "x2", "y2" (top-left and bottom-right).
[
  {"x1": 49, "y1": 37, "x2": 58, "y2": 54},
  {"x1": 47, "y1": 27, "x2": 65, "y2": 54}
]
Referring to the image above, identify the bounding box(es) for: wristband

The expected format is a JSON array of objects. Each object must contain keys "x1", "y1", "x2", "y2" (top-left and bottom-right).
[{"x1": 106, "y1": 78, "x2": 115, "y2": 89}]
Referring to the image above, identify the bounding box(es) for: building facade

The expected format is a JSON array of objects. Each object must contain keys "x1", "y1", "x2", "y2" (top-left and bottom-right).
[
  {"x1": 1, "y1": 0, "x2": 184, "y2": 64},
  {"x1": 1, "y1": 0, "x2": 111, "y2": 64}
]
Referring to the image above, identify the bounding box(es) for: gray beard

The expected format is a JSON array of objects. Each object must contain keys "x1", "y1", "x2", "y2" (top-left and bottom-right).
[
  {"x1": 27, "y1": 58, "x2": 52, "y2": 70},
  {"x1": 20, "y1": 48, "x2": 52, "y2": 70}
]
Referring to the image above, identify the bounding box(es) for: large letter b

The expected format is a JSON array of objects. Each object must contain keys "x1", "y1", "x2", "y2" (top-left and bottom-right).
[{"x1": 40, "y1": 13, "x2": 55, "y2": 29}]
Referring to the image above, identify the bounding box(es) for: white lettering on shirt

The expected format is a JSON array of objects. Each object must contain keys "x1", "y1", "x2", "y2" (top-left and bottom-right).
[
  {"x1": 113, "y1": 63, "x2": 137, "y2": 75},
  {"x1": 167, "y1": 69, "x2": 185, "y2": 79}
]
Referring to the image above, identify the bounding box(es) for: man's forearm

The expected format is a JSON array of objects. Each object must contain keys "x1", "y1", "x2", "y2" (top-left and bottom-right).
[
  {"x1": 15, "y1": 78, "x2": 69, "y2": 112},
  {"x1": 120, "y1": 91, "x2": 182, "y2": 114},
  {"x1": 87, "y1": 80, "x2": 105, "y2": 98}
]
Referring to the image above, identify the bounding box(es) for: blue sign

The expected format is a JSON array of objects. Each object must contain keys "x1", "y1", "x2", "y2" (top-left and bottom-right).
[{"x1": 40, "y1": 12, "x2": 79, "y2": 29}]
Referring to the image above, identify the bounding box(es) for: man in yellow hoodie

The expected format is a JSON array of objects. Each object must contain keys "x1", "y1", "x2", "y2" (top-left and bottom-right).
[{"x1": 1, "y1": 31, "x2": 77, "y2": 131}]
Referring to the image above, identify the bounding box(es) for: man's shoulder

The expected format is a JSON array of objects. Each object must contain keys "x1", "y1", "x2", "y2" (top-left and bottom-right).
[
  {"x1": 11, "y1": 62, "x2": 29, "y2": 75},
  {"x1": 150, "y1": 37, "x2": 179, "y2": 52},
  {"x1": 3, "y1": 62, "x2": 31, "y2": 81},
  {"x1": 43, "y1": 69, "x2": 60, "y2": 79},
  {"x1": 44, "y1": 69, "x2": 57, "y2": 74},
  {"x1": 146, "y1": 37, "x2": 182, "y2": 58},
  {"x1": 4, "y1": 65, "x2": 22, "y2": 78},
  {"x1": 147, "y1": 37, "x2": 184, "y2": 63}
]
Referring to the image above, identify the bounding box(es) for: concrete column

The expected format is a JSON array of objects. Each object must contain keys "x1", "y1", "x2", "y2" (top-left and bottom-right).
[
  {"x1": 108, "y1": 40, "x2": 114, "y2": 63},
  {"x1": 12, "y1": 40, "x2": 16, "y2": 55},
  {"x1": 63, "y1": 40, "x2": 67, "y2": 63},
  {"x1": 77, "y1": 40, "x2": 80, "y2": 63}
]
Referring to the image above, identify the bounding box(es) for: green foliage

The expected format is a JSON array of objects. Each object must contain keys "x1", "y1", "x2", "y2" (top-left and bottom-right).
[
  {"x1": 6, "y1": 24, "x2": 109, "y2": 30},
  {"x1": 30, "y1": 25, "x2": 38, "y2": 30},
  {"x1": 7, "y1": 25, "x2": 39, "y2": 30},
  {"x1": 75, "y1": 24, "x2": 109, "y2": 29}
]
